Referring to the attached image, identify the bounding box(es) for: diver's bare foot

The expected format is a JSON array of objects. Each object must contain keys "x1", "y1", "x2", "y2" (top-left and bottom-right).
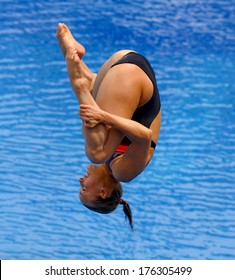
[{"x1": 56, "y1": 23, "x2": 85, "y2": 58}]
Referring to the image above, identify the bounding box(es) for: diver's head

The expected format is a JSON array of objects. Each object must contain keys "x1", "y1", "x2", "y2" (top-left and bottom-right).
[{"x1": 79, "y1": 163, "x2": 133, "y2": 230}]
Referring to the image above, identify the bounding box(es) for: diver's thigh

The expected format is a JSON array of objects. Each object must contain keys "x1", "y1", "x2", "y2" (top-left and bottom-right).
[{"x1": 92, "y1": 50, "x2": 134, "y2": 99}]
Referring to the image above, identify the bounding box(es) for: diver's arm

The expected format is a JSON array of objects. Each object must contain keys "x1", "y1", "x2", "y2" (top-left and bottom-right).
[
  {"x1": 104, "y1": 111, "x2": 152, "y2": 145},
  {"x1": 79, "y1": 104, "x2": 152, "y2": 145}
]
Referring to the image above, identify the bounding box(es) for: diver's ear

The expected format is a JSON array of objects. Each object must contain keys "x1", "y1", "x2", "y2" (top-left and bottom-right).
[{"x1": 100, "y1": 188, "x2": 109, "y2": 199}]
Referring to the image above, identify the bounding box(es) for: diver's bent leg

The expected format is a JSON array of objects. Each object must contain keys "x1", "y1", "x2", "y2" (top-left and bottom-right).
[
  {"x1": 83, "y1": 123, "x2": 109, "y2": 163},
  {"x1": 65, "y1": 48, "x2": 98, "y2": 106},
  {"x1": 57, "y1": 24, "x2": 97, "y2": 95},
  {"x1": 66, "y1": 49, "x2": 109, "y2": 161}
]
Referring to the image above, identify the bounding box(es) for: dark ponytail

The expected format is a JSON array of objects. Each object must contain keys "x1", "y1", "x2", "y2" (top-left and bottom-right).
[{"x1": 119, "y1": 199, "x2": 133, "y2": 231}]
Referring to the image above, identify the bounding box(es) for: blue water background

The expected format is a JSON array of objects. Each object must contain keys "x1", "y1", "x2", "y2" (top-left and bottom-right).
[{"x1": 0, "y1": 0, "x2": 234, "y2": 259}]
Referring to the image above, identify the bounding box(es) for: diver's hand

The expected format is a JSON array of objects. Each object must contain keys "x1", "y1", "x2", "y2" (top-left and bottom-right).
[{"x1": 79, "y1": 104, "x2": 106, "y2": 128}]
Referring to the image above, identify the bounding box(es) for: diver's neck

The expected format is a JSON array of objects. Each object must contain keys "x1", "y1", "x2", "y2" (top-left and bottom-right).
[{"x1": 101, "y1": 163, "x2": 113, "y2": 176}]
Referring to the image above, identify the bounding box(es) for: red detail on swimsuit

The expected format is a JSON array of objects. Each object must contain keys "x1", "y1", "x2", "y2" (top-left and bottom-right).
[{"x1": 115, "y1": 145, "x2": 128, "y2": 153}]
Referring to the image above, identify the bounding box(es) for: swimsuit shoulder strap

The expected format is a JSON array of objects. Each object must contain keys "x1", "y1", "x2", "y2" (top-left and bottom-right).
[{"x1": 105, "y1": 145, "x2": 128, "y2": 169}]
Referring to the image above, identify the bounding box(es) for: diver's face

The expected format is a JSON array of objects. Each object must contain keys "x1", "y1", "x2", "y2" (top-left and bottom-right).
[{"x1": 79, "y1": 165, "x2": 102, "y2": 205}]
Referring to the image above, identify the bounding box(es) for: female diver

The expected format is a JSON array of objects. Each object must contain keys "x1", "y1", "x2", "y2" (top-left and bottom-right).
[{"x1": 57, "y1": 23, "x2": 161, "y2": 230}]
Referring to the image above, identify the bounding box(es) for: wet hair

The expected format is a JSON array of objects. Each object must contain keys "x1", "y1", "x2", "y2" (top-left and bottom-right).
[
  {"x1": 82, "y1": 172, "x2": 133, "y2": 230},
  {"x1": 119, "y1": 198, "x2": 133, "y2": 231}
]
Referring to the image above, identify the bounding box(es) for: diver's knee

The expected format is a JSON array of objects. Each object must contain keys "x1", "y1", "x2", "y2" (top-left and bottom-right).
[{"x1": 85, "y1": 147, "x2": 105, "y2": 164}]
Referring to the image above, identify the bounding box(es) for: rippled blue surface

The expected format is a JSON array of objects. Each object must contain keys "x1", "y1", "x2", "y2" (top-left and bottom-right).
[{"x1": 0, "y1": 0, "x2": 234, "y2": 260}]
